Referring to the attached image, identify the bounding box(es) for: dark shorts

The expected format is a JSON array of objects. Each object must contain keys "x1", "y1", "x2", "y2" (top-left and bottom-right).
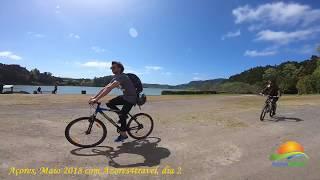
[
  {"x1": 106, "y1": 96, "x2": 134, "y2": 131},
  {"x1": 270, "y1": 97, "x2": 279, "y2": 104}
]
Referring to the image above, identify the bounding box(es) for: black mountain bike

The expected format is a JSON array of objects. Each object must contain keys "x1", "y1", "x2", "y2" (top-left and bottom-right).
[
  {"x1": 65, "y1": 102, "x2": 154, "y2": 148},
  {"x1": 260, "y1": 95, "x2": 278, "y2": 121}
]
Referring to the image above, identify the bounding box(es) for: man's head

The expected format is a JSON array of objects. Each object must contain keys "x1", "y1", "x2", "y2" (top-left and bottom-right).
[{"x1": 111, "y1": 61, "x2": 124, "y2": 75}]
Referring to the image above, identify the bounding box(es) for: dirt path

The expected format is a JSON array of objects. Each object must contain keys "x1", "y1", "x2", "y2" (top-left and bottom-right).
[{"x1": 0, "y1": 94, "x2": 320, "y2": 180}]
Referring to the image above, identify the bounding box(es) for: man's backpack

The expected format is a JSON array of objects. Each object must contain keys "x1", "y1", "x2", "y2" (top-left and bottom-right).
[
  {"x1": 126, "y1": 73, "x2": 143, "y2": 93},
  {"x1": 126, "y1": 73, "x2": 146, "y2": 106}
]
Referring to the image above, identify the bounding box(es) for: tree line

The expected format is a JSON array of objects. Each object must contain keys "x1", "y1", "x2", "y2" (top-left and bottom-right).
[
  {"x1": 226, "y1": 55, "x2": 320, "y2": 94},
  {"x1": 0, "y1": 55, "x2": 319, "y2": 94}
]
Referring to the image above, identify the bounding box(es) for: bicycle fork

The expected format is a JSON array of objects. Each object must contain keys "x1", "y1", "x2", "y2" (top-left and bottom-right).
[{"x1": 86, "y1": 115, "x2": 96, "y2": 135}]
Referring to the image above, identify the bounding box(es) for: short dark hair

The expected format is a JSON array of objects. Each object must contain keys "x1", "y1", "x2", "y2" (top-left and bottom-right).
[{"x1": 112, "y1": 61, "x2": 124, "y2": 73}]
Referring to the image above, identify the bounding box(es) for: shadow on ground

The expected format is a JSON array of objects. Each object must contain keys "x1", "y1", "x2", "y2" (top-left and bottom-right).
[
  {"x1": 266, "y1": 116, "x2": 304, "y2": 122},
  {"x1": 70, "y1": 137, "x2": 170, "y2": 168}
]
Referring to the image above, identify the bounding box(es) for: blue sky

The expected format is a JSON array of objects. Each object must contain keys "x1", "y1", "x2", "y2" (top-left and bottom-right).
[{"x1": 0, "y1": 0, "x2": 320, "y2": 85}]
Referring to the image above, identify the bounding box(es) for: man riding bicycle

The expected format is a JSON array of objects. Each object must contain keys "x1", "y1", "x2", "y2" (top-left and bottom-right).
[
  {"x1": 89, "y1": 61, "x2": 137, "y2": 142},
  {"x1": 260, "y1": 80, "x2": 281, "y2": 116}
]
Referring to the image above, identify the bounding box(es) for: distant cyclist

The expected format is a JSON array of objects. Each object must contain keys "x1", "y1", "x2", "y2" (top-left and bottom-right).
[
  {"x1": 88, "y1": 61, "x2": 137, "y2": 142},
  {"x1": 260, "y1": 80, "x2": 281, "y2": 116},
  {"x1": 37, "y1": 87, "x2": 42, "y2": 94}
]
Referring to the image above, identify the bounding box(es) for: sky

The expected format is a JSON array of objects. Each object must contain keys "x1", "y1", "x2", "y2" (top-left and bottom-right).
[{"x1": 0, "y1": 0, "x2": 320, "y2": 85}]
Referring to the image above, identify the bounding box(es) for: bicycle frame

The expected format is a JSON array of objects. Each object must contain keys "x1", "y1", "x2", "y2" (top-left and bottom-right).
[
  {"x1": 264, "y1": 96, "x2": 278, "y2": 111},
  {"x1": 91, "y1": 103, "x2": 134, "y2": 130},
  {"x1": 265, "y1": 95, "x2": 277, "y2": 103}
]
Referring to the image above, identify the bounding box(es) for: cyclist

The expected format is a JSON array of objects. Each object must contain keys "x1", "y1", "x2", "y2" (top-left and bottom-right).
[
  {"x1": 260, "y1": 80, "x2": 281, "y2": 116},
  {"x1": 37, "y1": 87, "x2": 42, "y2": 94},
  {"x1": 89, "y1": 61, "x2": 137, "y2": 142}
]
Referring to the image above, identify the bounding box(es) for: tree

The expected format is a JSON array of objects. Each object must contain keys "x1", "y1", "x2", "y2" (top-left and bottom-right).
[
  {"x1": 217, "y1": 82, "x2": 259, "y2": 94},
  {"x1": 279, "y1": 64, "x2": 299, "y2": 94},
  {"x1": 311, "y1": 60, "x2": 320, "y2": 93},
  {"x1": 263, "y1": 68, "x2": 279, "y2": 82},
  {"x1": 296, "y1": 75, "x2": 315, "y2": 94},
  {"x1": 30, "y1": 68, "x2": 40, "y2": 81}
]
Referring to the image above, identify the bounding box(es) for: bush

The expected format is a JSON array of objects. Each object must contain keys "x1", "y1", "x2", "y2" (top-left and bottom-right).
[
  {"x1": 161, "y1": 90, "x2": 217, "y2": 95},
  {"x1": 216, "y1": 82, "x2": 259, "y2": 94}
]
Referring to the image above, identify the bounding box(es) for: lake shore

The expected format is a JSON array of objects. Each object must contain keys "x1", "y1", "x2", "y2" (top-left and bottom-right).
[{"x1": 1, "y1": 94, "x2": 320, "y2": 180}]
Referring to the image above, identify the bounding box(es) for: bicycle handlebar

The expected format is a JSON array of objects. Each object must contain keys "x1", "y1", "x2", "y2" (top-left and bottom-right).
[
  {"x1": 89, "y1": 101, "x2": 101, "y2": 107},
  {"x1": 259, "y1": 93, "x2": 279, "y2": 98}
]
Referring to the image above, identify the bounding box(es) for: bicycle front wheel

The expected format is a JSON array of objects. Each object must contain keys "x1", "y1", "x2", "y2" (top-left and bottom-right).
[
  {"x1": 65, "y1": 117, "x2": 107, "y2": 148},
  {"x1": 260, "y1": 105, "x2": 268, "y2": 121},
  {"x1": 127, "y1": 113, "x2": 154, "y2": 139}
]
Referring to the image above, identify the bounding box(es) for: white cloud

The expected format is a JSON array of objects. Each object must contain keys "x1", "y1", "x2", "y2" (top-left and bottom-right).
[
  {"x1": 126, "y1": 69, "x2": 144, "y2": 75},
  {"x1": 232, "y1": 2, "x2": 320, "y2": 26},
  {"x1": 286, "y1": 44, "x2": 318, "y2": 55},
  {"x1": 0, "y1": 51, "x2": 22, "y2": 60},
  {"x1": 256, "y1": 28, "x2": 320, "y2": 44},
  {"x1": 162, "y1": 72, "x2": 172, "y2": 76},
  {"x1": 248, "y1": 24, "x2": 263, "y2": 31},
  {"x1": 27, "y1": 32, "x2": 45, "y2": 38},
  {"x1": 34, "y1": 34, "x2": 45, "y2": 38},
  {"x1": 76, "y1": 61, "x2": 144, "y2": 76},
  {"x1": 81, "y1": 61, "x2": 110, "y2": 68},
  {"x1": 91, "y1": 46, "x2": 106, "y2": 53},
  {"x1": 244, "y1": 49, "x2": 277, "y2": 57},
  {"x1": 129, "y1": 28, "x2": 138, "y2": 38},
  {"x1": 145, "y1": 66, "x2": 163, "y2": 71},
  {"x1": 69, "y1": 33, "x2": 80, "y2": 39},
  {"x1": 55, "y1": 5, "x2": 61, "y2": 14},
  {"x1": 221, "y1": 30, "x2": 241, "y2": 40}
]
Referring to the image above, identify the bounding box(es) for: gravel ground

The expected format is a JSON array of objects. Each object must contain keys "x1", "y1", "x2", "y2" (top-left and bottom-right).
[{"x1": 0, "y1": 94, "x2": 320, "y2": 180}]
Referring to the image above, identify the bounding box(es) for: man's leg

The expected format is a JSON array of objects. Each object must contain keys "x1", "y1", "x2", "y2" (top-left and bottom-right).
[
  {"x1": 107, "y1": 96, "x2": 134, "y2": 142},
  {"x1": 272, "y1": 97, "x2": 279, "y2": 115},
  {"x1": 106, "y1": 96, "x2": 130, "y2": 124},
  {"x1": 119, "y1": 102, "x2": 134, "y2": 132},
  {"x1": 114, "y1": 100, "x2": 134, "y2": 142},
  {"x1": 106, "y1": 96, "x2": 123, "y2": 111}
]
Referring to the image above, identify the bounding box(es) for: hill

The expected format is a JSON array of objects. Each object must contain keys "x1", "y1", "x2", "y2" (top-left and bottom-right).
[
  {"x1": 1, "y1": 55, "x2": 319, "y2": 94},
  {"x1": 172, "y1": 79, "x2": 226, "y2": 90},
  {"x1": 226, "y1": 55, "x2": 320, "y2": 94}
]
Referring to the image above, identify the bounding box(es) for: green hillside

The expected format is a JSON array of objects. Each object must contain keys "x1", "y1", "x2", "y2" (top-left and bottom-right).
[
  {"x1": 1, "y1": 55, "x2": 319, "y2": 94},
  {"x1": 226, "y1": 55, "x2": 320, "y2": 94}
]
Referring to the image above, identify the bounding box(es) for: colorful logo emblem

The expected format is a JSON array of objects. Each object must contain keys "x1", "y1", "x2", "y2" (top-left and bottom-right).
[{"x1": 270, "y1": 141, "x2": 309, "y2": 167}]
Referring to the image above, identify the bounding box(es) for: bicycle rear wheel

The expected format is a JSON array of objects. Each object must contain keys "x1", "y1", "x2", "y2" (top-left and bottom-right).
[
  {"x1": 127, "y1": 113, "x2": 154, "y2": 139},
  {"x1": 269, "y1": 104, "x2": 276, "y2": 117},
  {"x1": 269, "y1": 107, "x2": 274, "y2": 117},
  {"x1": 65, "y1": 117, "x2": 107, "y2": 148},
  {"x1": 260, "y1": 105, "x2": 268, "y2": 121}
]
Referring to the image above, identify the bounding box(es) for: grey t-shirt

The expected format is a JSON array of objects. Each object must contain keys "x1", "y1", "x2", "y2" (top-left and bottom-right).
[{"x1": 110, "y1": 73, "x2": 137, "y2": 104}]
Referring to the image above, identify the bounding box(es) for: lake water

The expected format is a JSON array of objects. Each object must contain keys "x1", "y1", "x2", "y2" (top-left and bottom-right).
[{"x1": 12, "y1": 85, "x2": 174, "y2": 96}]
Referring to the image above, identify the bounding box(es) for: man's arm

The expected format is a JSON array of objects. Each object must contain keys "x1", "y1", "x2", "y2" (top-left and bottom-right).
[
  {"x1": 260, "y1": 86, "x2": 268, "y2": 95},
  {"x1": 89, "y1": 81, "x2": 120, "y2": 103},
  {"x1": 91, "y1": 88, "x2": 105, "y2": 99},
  {"x1": 278, "y1": 89, "x2": 282, "y2": 97}
]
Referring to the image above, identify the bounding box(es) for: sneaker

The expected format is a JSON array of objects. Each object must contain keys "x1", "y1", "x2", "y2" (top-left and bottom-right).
[{"x1": 114, "y1": 135, "x2": 128, "y2": 142}]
